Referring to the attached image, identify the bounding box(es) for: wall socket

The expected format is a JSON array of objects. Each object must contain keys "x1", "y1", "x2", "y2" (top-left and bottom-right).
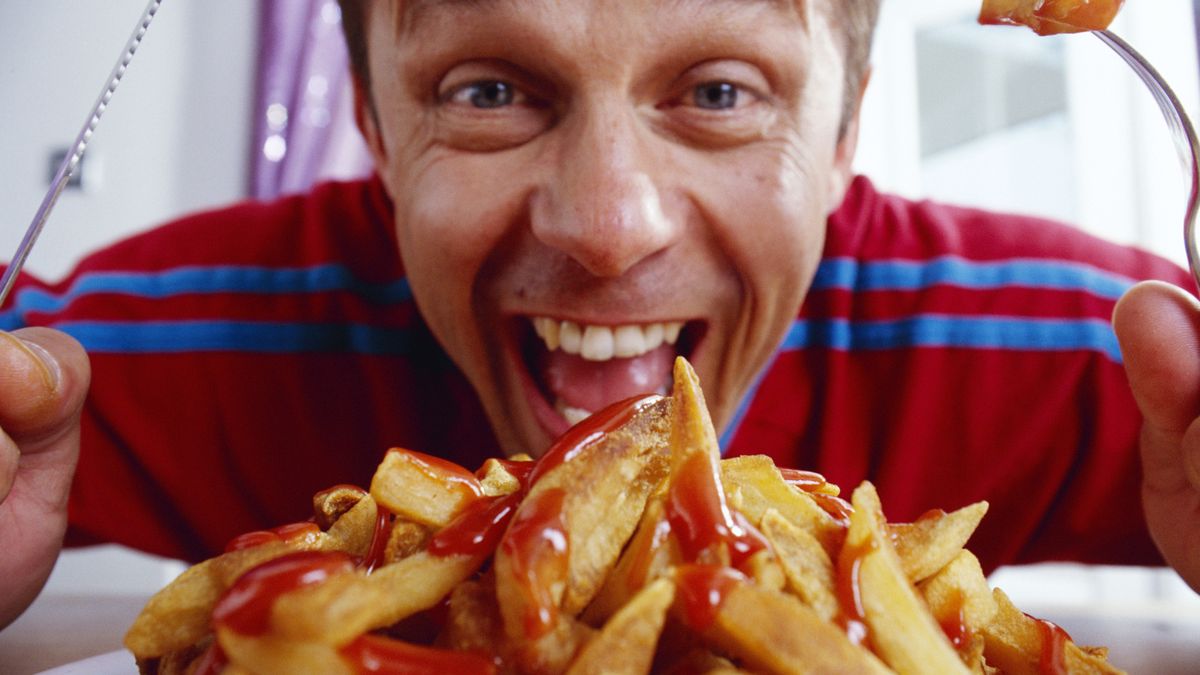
[{"x1": 47, "y1": 147, "x2": 94, "y2": 191}]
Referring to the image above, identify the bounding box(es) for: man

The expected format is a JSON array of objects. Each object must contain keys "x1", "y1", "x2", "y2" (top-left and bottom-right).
[{"x1": 1, "y1": 0, "x2": 1197, "y2": 630}]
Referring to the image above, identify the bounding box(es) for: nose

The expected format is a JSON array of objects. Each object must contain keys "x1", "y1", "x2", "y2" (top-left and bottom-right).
[{"x1": 531, "y1": 103, "x2": 678, "y2": 278}]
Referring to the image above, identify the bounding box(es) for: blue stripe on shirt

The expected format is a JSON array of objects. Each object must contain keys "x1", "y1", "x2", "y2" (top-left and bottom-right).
[
  {"x1": 1, "y1": 258, "x2": 1127, "y2": 362},
  {"x1": 2, "y1": 264, "x2": 412, "y2": 319},
  {"x1": 47, "y1": 315, "x2": 1120, "y2": 361},
  {"x1": 55, "y1": 320, "x2": 414, "y2": 355},
  {"x1": 782, "y1": 316, "x2": 1122, "y2": 362},
  {"x1": 811, "y1": 256, "x2": 1133, "y2": 300}
]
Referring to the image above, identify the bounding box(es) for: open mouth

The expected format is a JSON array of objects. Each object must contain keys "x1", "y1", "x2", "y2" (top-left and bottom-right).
[{"x1": 519, "y1": 316, "x2": 702, "y2": 432}]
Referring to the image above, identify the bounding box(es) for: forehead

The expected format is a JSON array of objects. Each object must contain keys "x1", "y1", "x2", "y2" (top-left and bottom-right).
[{"x1": 390, "y1": 0, "x2": 815, "y2": 33}]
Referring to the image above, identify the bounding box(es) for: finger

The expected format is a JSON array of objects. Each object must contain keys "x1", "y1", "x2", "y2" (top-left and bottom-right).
[
  {"x1": 1111, "y1": 280, "x2": 1200, "y2": 434},
  {"x1": 0, "y1": 328, "x2": 90, "y2": 444}
]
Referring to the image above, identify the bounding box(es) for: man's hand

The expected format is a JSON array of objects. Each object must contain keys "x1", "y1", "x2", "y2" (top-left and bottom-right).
[
  {"x1": 0, "y1": 328, "x2": 89, "y2": 627},
  {"x1": 1112, "y1": 281, "x2": 1200, "y2": 593}
]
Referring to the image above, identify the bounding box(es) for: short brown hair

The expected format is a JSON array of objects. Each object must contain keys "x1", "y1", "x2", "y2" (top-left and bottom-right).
[{"x1": 336, "y1": 0, "x2": 881, "y2": 133}]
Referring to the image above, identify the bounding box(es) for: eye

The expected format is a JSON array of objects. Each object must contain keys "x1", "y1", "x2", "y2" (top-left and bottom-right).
[
  {"x1": 448, "y1": 80, "x2": 520, "y2": 109},
  {"x1": 692, "y1": 81, "x2": 740, "y2": 110}
]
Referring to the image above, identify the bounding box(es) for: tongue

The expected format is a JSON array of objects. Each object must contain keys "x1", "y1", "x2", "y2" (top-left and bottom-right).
[{"x1": 538, "y1": 343, "x2": 676, "y2": 413}]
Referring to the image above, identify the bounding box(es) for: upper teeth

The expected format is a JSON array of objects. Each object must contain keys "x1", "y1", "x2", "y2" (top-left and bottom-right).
[{"x1": 532, "y1": 318, "x2": 683, "y2": 361}]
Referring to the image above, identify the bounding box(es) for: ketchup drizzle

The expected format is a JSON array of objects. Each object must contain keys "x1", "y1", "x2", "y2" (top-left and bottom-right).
[
  {"x1": 810, "y1": 492, "x2": 854, "y2": 527},
  {"x1": 1034, "y1": 616, "x2": 1071, "y2": 675},
  {"x1": 359, "y1": 509, "x2": 394, "y2": 572},
  {"x1": 428, "y1": 491, "x2": 523, "y2": 557},
  {"x1": 835, "y1": 536, "x2": 877, "y2": 646},
  {"x1": 666, "y1": 450, "x2": 769, "y2": 568},
  {"x1": 674, "y1": 564, "x2": 745, "y2": 631},
  {"x1": 223, "y1": 521, "x2": 320, "y2": 553},
  {"x1": 937, "y1": 589, "x2": 970, "y2": 649},
  {"x1": 501, "y1": 488, "x2": 570, "y2": 639},
  {"x1": 779, "y1": 468, "x2": 828, "y2": 491},
  {"x1": 212, "y1": 551, "x2": 354, "y2": 636}
]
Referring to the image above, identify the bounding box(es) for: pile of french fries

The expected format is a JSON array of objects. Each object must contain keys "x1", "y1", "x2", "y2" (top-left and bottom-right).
[{"x1": 125, "y1": 358, "x2": 1123, "y2": 674}]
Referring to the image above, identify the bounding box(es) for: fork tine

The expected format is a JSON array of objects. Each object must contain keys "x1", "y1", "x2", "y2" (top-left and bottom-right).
[{"x1": 1095, "y1": 29, "x2": 1200, "y2": 292}]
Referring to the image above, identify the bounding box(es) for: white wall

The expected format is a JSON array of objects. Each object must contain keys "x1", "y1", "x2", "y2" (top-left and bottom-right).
[
  {"x1": 0, "y1": 0, "x2": 257, "y2": 647},
  {"x1": 0, "y1": 0, "x2": 257, "y2": 282},
  {"x1": 857, "y1": 0, "x2": 1200, "y2": 268}
]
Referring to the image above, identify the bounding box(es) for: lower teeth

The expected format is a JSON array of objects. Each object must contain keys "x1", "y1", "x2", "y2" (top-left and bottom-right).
[{"x1": 555, "y1": 400, "x2": 593, "y2": 426}]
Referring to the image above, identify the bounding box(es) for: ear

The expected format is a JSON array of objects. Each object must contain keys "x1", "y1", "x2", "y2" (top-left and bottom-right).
[
  {"x1": 827, "y1": 67, "x2": 871, "y2": 213},
  {"x1": 352, "y1": 75, "x2": 389, "y2": 169}
]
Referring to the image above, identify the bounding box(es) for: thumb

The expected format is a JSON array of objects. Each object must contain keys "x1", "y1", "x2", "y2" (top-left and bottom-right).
[
  {"x1": 1112, "y1": 280, "x2": 1200, "y2": 433},
  {"x1": 1112, "y1": 280, "x2": 1200, "y2": 487},
  {"x1": 0, "y1": 327, "x2": 90, "y2": 444}
]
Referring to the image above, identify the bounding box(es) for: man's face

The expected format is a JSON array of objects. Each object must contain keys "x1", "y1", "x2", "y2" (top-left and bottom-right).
[{"x1": 357, "y1": 0, "x2": 860, "y2": 456}]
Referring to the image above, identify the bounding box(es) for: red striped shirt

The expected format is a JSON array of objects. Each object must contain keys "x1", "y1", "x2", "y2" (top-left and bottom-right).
[{"x1": 5, "y1": 175, "x2": 1185, "y2": 570}]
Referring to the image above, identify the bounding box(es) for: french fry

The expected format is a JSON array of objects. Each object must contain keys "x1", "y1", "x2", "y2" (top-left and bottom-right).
[
  {"x1": 759, "y1": 508, "x2": 839, "y2": 621},
  {"x1": 439, "y1": 576, "x2": 506, "y2": 657},
  {"x1": 918, "y1": 550, "x2": 997, "y2": 672},
  {"x1": 721, "y1": 455, "x2": 846, "y2": 556},
  {"x1": 270, "y1": 550, "x2": 482, "y2": 646},
  {"x1": 888, "y1": 501, "x2": 988, "y2": 584},
  {"x1": 681, "y1": 567, "x2": 892, "y2": 674},
  {"x1": 370, "y1": 447, "x2": 485, "y2": 527},
  {"x1": 494, "y1": 396, "x2": 671, "y2": 649},
  {"x1": 383, "y1": 518, "x2": 430, "y2": 564},
  {"x1": 322, "y1": 491, "x2": 380, "y2": 557},
  {"x1": 125, "y1": 541, "x2": 296, "y2": 658},
  {"x1": 129, "y1": 356, "x2": 1129, "y2": 675},
  {"x1": 584, "y1": 495, "x2": 676, "y2": 625},
  {"x1": 845, "y1": 482, "x2": 970, "y2": 675},
  {"x1": 566, "y1": 578, "x2": 675, "y2": 675},
  {"x1": 312, "y1": 485, "x2": 369, "y2": 530},
  {"x1": 478, "y1": 457, "x2": 526, "y2": 497},
  {"x1": 982, "y1": 588, "x2": 1123, "y2": 674},
  {"x1": 216, "y1": 628, "x2": 352, "y2": 675}
]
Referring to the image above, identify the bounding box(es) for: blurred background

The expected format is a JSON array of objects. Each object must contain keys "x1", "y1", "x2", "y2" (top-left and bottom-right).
[{"x1": 1, "y1": 0, "x2": 1199, "y2": 672}]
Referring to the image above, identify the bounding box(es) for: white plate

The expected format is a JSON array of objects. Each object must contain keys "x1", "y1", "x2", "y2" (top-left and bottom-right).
[{"x1": 38, "y1": 650, "x2": 134, "y2": 675}]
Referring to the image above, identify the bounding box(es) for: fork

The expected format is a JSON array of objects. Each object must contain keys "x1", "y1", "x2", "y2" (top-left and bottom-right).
[{"x1": 1094, "y1": 30, "x2": 1200, "y2": 292}]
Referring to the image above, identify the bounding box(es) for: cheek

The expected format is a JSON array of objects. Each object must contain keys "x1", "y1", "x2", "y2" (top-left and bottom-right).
[
  {"x1": 692, "y1": 147, "x2": 829, "y2": 299},
  {"x1": 389, "y1": 154, "x2": 530, "y2": 339}
]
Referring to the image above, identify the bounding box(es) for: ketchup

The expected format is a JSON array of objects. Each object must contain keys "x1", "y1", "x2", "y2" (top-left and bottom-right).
[
  {"x1": 500, "y1": 488, "x2": 570, "y2": 639},
  {"x1": 937, "y1": 589, "x2": 970, "y2": 649},
  {"x1": 428, "y1": 491, "x2": 523, "y2": 557},
  {"x1": 835, "y1": 536, "x2": 877, "y2": 646},
  {"x1": 339, "y1": 634, "x2": 497, "y2": 675},
  {"x1": 779, "y1": 468, "x2": 828, "y2": 491},
  {"x1": 212, "y1": 551, "x2": 355, "y2": 636},
  {"x1": 224, "y1": 521, "x2": 320, "y2": 553},
  {"x1": 810, "y1": 492, "x2": 853, "y2": 527},
  {"x1": 674, "y1": 564, "x2": 746, "y2": 631},
  {"x1": 917, "y1": 508, "x2": 947, "y2": 523},
  {"x1": 1034, "y1": 616, "x2": 1071, "y2": 675},
  {"x1": 665, "y1": 450, "x2": 769, "y2": 569},
  {"x1": 359, "y1": 509, "x2": 394, "y2": 572}
]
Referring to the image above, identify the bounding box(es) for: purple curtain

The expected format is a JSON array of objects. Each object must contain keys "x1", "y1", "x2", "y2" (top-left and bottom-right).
[{"x1": 251, "y1": 0, "x2": 373, "y2": 200}]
